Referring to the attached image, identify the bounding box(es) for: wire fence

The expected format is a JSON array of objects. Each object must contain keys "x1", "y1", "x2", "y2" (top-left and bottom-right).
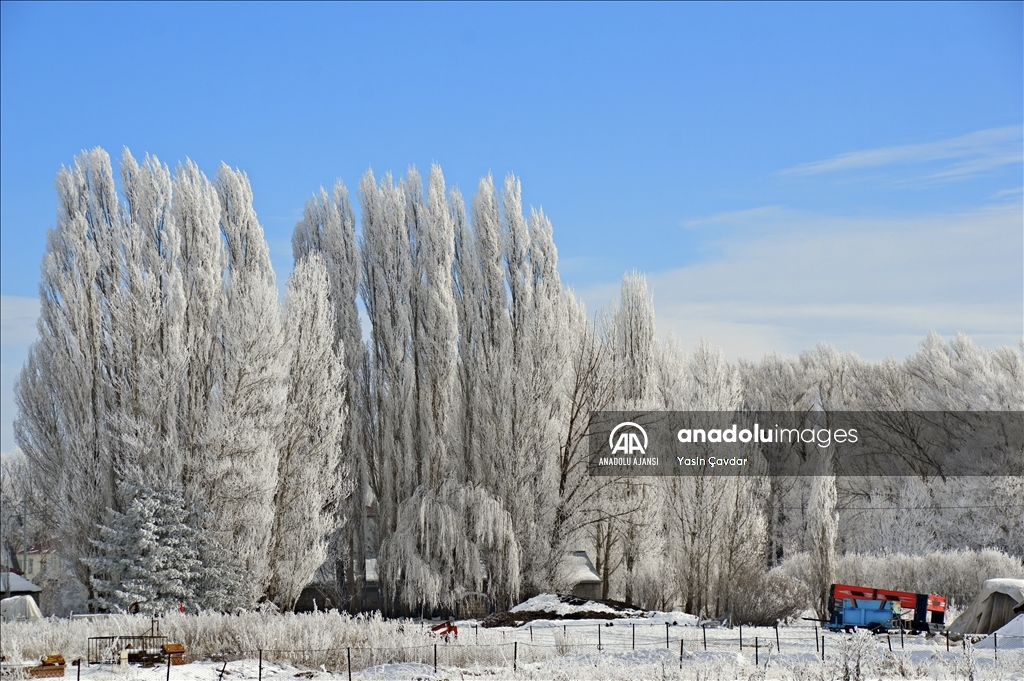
[{"x1": 35, "y1": 628, "x2": 1023, "y2": 679}]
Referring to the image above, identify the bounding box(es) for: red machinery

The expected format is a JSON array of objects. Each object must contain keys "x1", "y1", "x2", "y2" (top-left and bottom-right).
[{"x1": 829, "y1": 584, "x2": 946, "y2": 633}]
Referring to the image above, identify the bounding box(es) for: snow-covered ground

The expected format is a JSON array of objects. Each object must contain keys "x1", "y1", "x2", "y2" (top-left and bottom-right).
[{"x1": 3, "y1": 605, "x2": 1023, "y2": 680}]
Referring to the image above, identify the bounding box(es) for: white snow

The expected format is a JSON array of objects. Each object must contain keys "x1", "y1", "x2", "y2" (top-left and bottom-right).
[
  {"x1": 644, "y1": 610, "x2": 700, "y2": 626},
  {"x1": 975, "y1": 613, "x2": 1024, "y2": 649},
  {"x1": 1, "y1": 595, "x2": 43, "y2": 621},
  {"x1": 3, "y1": 609, "x2": 1023, "y2": 680},
  {"x1": 353, "y1": 662, "x2": 438, "y2": 680},
  {"x1": 509, "y1": 593, "x2": 630, "y2": 615},
  {"x1": 507, "y1": 594, "x2": 698, "y2": 626},
  {"x1": 565, "y1": 551, "x2": 601, "y2": 583}
]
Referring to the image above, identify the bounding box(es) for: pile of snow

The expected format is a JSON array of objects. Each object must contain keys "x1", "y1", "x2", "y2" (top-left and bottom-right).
[
  {"x1": 484, "y1": 593, "x2": 649, "y2": 627},
  {"x1": 484, "y1": 594, "x2": 705, "y2": 630},
  {"x1": 645, "y1": 610, "x2": 700, "y2": 626},
  {"x1": 510, "y1": 594, "x2": 629, "y2": 616},
  {"x1": 975, "y1": 613, "x2": 1024, "y2": 649}
]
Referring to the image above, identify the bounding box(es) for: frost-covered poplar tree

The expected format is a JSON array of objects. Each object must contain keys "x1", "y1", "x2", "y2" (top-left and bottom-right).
[
  {"x1": 108, "y1": 151, "x2": 187, "y2": 482},
  {"x1": 806, "y1": 467, "x2": 838, "y2": 620},
  {"x1": 15, "y1": 149, "x2": 123, "y2": 594},
  {"x1": 359, "y1": 170, "x2": 415, "y2": 553},
  {"x1": 292, "y1": 181, "x2": 367, "y2": 608},
  {"x1": 268, "y1": 254, "x2": 349, "y2": 609},
  {"x1": 661, "y1": 341, "x2": 767, "y2": 618},
  {"x1": 612, "y1": 272, "x2": 657, "y2": 406},
  {"x1": 519, "y1": 206, "x2": 576, "y2": 589},
  {"x1": 173, "y1": 159, "x2": 225, "y2": 502},
  {"x1": 465, "y1": 175, "x2": 513, "y2": 494},
  {"x1": 598, "y1": 272, "x2": 660, "y2": 604},
  {"x1": 372, "y1": 168, "x2": 522, "y2": 612},
  {"x1": 799, "y1": 345, "x2": 851, "y2": 621},
  {"x1": 203, "y1": 165, "x2": 288, "y2": 608},
  {"x1": 409, "y1": 166, "x2": 458, "y2": 489},
  {"x1": 500, "y1": 177, "x2": 560, "y2": 593},
  {"x1": 738, "y1": 353, "x2": 809, "y2": 567}
]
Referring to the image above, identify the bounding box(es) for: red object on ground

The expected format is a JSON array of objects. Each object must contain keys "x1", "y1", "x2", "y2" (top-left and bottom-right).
[{"x1": 430, "y1": 621, "x2": 458, "y2": 639}]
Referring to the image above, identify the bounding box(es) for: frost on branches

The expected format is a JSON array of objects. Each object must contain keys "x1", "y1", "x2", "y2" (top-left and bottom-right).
[
  {"x1": 14, "y1": 147, "x2": 1024, "y2": 617},
  {"x1": 15, "y1": 149, "x2": 351, "y2": 612},
  {"x1": 86, "y1": 480, "x2": 200, "y2": 614}
]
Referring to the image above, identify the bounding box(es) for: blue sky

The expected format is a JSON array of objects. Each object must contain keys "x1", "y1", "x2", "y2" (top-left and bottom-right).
[{"x1": 1, "y1": 2, "x2": 1022, "y2": 451}]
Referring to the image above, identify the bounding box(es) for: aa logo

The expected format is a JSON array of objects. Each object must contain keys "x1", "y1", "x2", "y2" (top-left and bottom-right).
[{"x1": 609, "y1": 422, "x2": 648, "y2": 455}]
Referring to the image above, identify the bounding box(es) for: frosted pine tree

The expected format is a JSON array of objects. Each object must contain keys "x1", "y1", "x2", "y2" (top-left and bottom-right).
[{"x1": 87, "y1": 479, "x2": 200, "y2": 614}]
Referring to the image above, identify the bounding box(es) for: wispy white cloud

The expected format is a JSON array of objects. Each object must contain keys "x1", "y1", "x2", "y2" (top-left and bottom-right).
[
  {"x1": 682, "y1": 205, "x2": 788, "y2": 229},
  {"x1": 576, "y1": 203, "x2": 1023, "y2": 361},
  {"x1": 1, "y1": 296, "x2": 40, "y2": 453},
  {"x1": 1, "y1": 295, "x2": 40, "y2": 347},
  {"x1": 780, "y1": 126, "x2": 1023, "y2": 184},
  {"x1": 991, "y1": 187, "x2": 1023, "y2": 200}
]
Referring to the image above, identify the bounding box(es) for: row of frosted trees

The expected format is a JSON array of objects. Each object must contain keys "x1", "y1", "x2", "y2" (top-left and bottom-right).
[
  {"x1": 16, "y1": 149, "x2": 348, "y2": 612},
  {"x1": 14, "y1": 148, "x2": 1023, "y2": 617}
]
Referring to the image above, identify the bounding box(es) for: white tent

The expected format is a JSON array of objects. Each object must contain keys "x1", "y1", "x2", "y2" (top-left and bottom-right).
[
  {"x1": 1, "y1": 594, "x2": 43, "y2": 621},
  {"x1": 948, "y1": 578, "x2": 1024, "y2": 636}
]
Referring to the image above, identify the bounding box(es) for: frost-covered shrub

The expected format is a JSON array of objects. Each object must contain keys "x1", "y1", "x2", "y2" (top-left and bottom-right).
[
  {"x1": 837, "y1": 548, "x2": 1024, "y2": 609},
  {"x1": 0, "y1": 610, "x2": 413, "y2": 664},
  {"x1": 830, "y1": 629, "x2": 877, "y2": 681},
  {"x1": 730, "y1": 569, "x2": 810, "y2": 626},
  {"x1": 775, "y1": 548, "x2": 1023, "y2": 612}
]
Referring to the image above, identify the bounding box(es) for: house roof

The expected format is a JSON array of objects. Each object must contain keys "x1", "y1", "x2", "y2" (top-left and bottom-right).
[
  {"x1": 25, "y1": 541, "x2": 58, "y2": 555},
  {"x1": 0, "y1": 570, "x2": 42, "y2": 593},
  {"x1": 568, "y1": 551, "x2": 601, "y2": 584}
]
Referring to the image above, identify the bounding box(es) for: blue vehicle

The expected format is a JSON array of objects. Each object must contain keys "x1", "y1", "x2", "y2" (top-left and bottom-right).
[{"x1": 827, "y1": 598, "x2": 903, "y2": 632}]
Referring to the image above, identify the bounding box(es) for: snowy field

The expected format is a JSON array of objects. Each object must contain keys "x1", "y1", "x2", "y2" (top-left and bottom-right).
[{"x1": 3, "y1": 606, "x2": 1023, "y2": 680}]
